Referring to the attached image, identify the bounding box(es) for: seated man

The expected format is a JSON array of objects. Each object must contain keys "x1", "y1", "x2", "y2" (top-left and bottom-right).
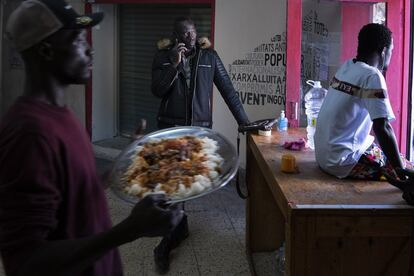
[{"x1": 315, "y1": 23, "x2": 410, "y2": 180}]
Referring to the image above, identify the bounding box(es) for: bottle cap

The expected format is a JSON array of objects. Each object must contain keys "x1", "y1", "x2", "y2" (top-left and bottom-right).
[
  {"x1": 306, "y1": 80, "x2": 322, "y2": 88},
  {"x1": 314, "y1": 81, "x2": 322, "y2": 88},
  {"x1": 280, "y1": 110, "x2": 285, "y2": 118}
]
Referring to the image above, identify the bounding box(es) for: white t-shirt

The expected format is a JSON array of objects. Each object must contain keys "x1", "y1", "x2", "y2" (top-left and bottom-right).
[{"x1": 314, "y1": 60, "x2": 395, "y2": 178}]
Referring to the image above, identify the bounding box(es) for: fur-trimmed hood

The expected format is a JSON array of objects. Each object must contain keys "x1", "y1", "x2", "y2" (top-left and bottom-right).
[{"x1": 157, "y1": 37, "x2": 211, "y2": 50}]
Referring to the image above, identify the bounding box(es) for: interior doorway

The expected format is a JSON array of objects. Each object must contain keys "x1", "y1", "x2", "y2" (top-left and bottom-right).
[{"x1": 118, "y1": 4, "x2": 212, "y2": 136}]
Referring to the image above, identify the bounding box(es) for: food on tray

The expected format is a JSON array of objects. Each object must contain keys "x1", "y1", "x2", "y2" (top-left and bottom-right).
[{"x1": 122, "y1": 135, "x2": 223, "y2": 199}]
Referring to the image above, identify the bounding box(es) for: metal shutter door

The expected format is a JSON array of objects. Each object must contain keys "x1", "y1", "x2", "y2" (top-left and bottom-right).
[{"x1": 119, "y1": 4, "x2": 211, "y2": 135}]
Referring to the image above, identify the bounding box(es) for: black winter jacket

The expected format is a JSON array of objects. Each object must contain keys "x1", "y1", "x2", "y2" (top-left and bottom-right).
[{"x1": 151, "y1": 37, "x2": 249, "y2": 128}]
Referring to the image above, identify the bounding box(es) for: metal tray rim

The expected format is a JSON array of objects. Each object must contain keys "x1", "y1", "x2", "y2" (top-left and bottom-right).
[{"x1": 109, "y1": 126, "x2": 239, "y2": 205}]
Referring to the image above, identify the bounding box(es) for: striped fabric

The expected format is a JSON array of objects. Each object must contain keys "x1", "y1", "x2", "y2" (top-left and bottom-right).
[{"x1": 330, "y1": 77, "x2": 388, "y2": 99}]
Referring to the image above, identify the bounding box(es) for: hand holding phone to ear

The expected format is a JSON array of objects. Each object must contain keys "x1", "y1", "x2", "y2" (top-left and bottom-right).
[{"x1": 169, "y1": 39, "x2": 188, "y2": 67}]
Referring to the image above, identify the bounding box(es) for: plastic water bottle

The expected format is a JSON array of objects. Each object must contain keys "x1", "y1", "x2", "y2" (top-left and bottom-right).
[
  {"x1": 277, "y1": 110, "x2": 288, "y2": 132},
  {"x1": 304, "y1": 80, "x2": 327, "y2": 149}
]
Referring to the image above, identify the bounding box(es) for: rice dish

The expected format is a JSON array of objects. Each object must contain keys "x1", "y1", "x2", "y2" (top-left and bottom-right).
[{"x1": 122, "y1": 135, "x2": 223, "y2": 200}]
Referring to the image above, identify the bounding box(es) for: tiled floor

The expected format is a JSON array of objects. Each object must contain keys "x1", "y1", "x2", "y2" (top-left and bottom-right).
[
  {"x1": 107, "y1": 183, "x2": 251, "y2": 275},
  {"x1": 0, "y1": 137, "x2": 280, "y2": 275}
]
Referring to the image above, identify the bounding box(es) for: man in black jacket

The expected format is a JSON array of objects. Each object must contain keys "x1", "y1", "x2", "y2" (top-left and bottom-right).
[
  {"x1": 152, "y1": 17, "x2": 249, "y2": 129},
  {"x1": 150, "y1": 17, "x2": 250, "y2": 273}
]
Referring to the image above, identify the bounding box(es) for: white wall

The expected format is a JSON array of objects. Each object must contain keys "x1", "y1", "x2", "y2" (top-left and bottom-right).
[
  {"x1": 91, "y1": 4, "x2": 117, "y2": 141},
  {"x1": 213, "y1": 0, "x2": 287, "y2": 167}
]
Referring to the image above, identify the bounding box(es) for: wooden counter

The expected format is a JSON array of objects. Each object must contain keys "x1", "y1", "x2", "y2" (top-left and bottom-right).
[{"x1": 246, "y1": 128, "x2": 414, "y2": 275}]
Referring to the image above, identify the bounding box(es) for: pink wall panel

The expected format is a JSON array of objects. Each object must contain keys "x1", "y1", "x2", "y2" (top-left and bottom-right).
[
  {"x1": 286, "y1": 0, "x2": 302, "y2": 128},
  {"x1": 340, "y1": 3, "x2": 372, "y2": 62},
  {"x1": 387, "y1": 0, "x2": 411, "y2": 154}
]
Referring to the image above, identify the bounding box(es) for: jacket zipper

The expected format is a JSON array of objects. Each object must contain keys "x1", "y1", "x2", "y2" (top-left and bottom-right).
[
  {"x1": 191, "y1": 49, "x2": 202, "y2": 126},
  {"x1": 184, "y1": 78, "x2": 188, "y2": 125},
  {"x1": 180, "y1": 62, "x2": 189, "y2": 125}
]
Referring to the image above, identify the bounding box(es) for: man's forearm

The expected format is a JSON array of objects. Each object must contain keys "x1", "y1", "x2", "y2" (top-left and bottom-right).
[
  {"x1": 373, "y1": 120, "x2": 403, "y2": 170},
  {"x1": 16, "y1": 219, "x2": 135, "y2": 276}
]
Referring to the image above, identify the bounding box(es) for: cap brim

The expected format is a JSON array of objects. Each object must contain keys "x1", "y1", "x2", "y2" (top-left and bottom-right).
[{"x1": 64, "y1": 12, "x2": 104, "y2": 29}]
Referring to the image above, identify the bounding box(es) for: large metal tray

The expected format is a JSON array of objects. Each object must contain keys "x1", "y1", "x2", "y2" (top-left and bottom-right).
[{"x1": 109, "y1": 126, "x2": 239, "y2": 204}]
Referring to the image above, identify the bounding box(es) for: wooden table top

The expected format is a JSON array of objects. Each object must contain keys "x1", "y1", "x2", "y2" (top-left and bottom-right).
[{"x1": 248, "y1": 128, "x2": 414, "y2": 212}]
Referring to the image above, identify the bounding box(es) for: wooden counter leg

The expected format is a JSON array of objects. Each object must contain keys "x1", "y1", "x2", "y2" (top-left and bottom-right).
[{"x1": 246, "y1": 144, "x2": 285, "y2": 254}]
